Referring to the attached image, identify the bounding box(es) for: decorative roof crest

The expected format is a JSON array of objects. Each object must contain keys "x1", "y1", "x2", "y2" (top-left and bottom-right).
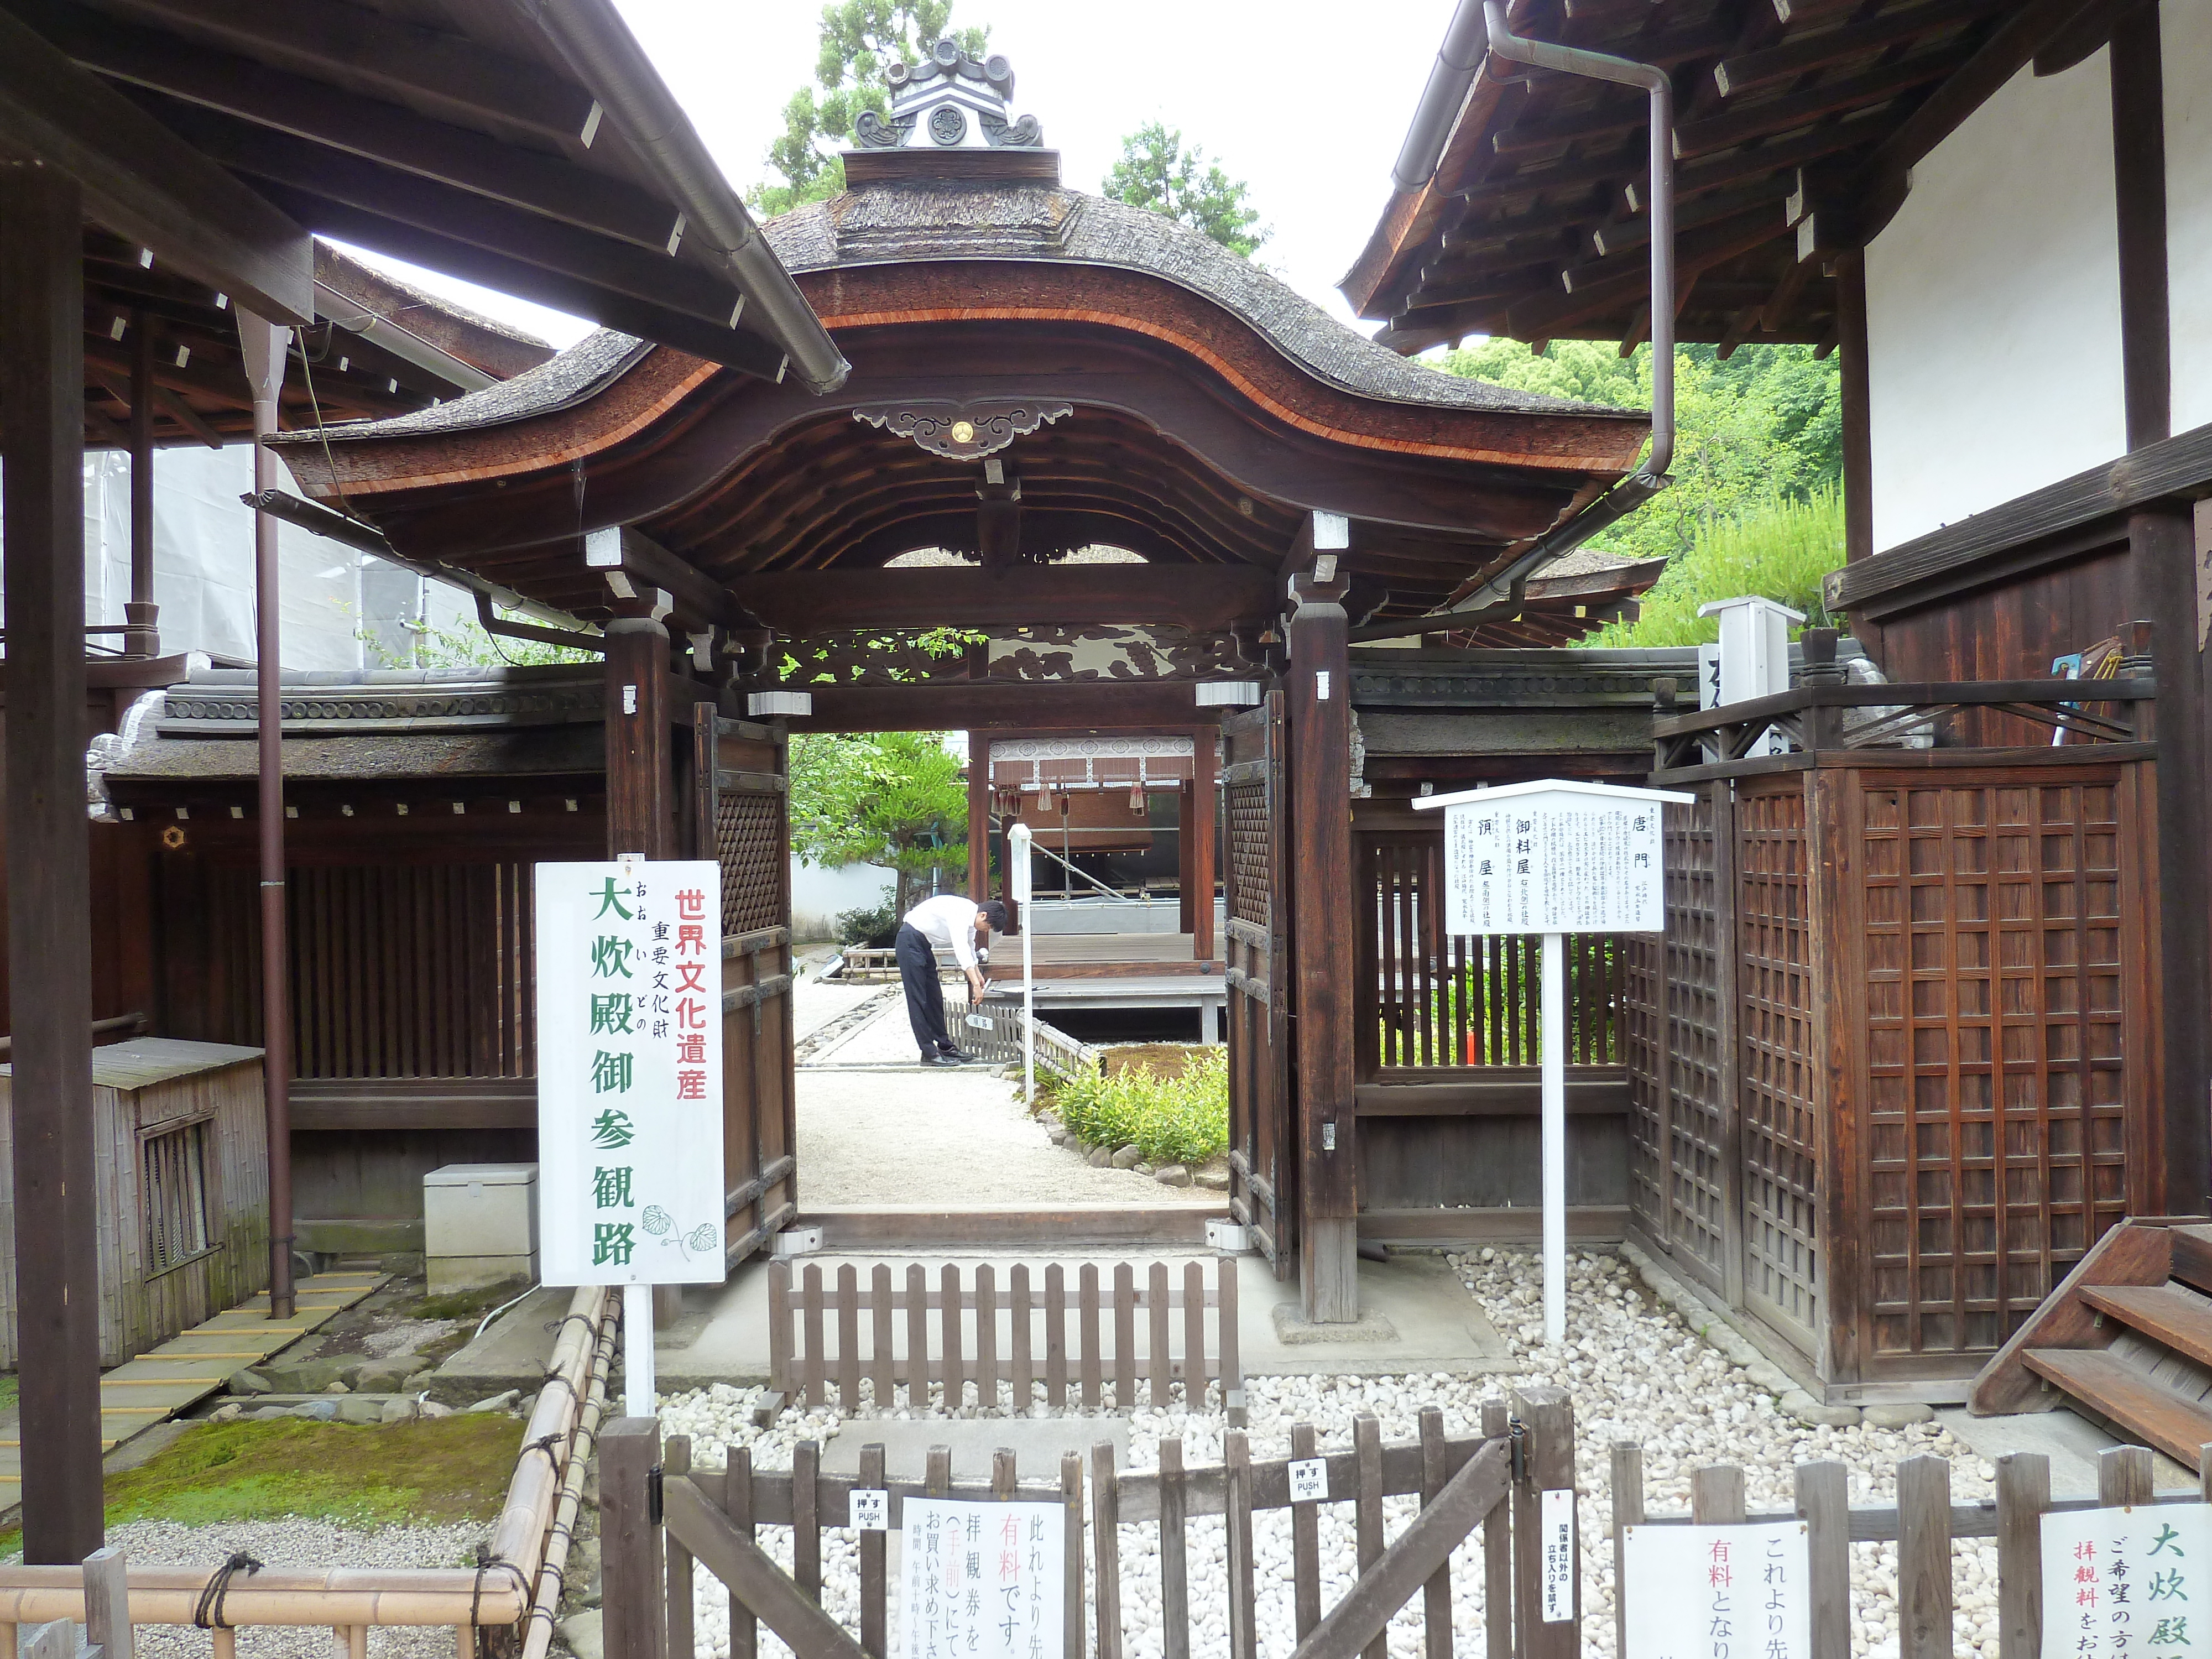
[{"x1": 854, "y1": 40, "x2": 1044, "y2": 150}]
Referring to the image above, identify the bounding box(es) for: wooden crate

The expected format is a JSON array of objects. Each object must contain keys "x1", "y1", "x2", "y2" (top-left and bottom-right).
[{"x1": 0, "y1": 1039, "x2": 267, "y2": 1367}]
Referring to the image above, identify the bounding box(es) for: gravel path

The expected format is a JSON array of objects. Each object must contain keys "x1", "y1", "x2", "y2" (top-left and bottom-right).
[
  {"x1": 83, "y1": 1519, "x2": 490, "y2": 1659},
  {"x1": 794, "y1": 1062, "x2": 1193, "y2": 1206},
  {"x1": 659, "y1": 1246, "x2": 2002, "y2": 1659}
]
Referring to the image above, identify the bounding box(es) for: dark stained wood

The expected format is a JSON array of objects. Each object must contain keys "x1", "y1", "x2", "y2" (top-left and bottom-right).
[
  {"x1": 1836, "y1": 251, "x2": 1872, "y2": 565},
  {"x1": 0, "y1": 9, "x2": 311, "y2": 322},
  {"x1": 1713, "y1": 0, "x2": 2017, "y2": 95},
  {"x1": 600, "y1": 1418, "x2": 668, "y2": 1659},
  {"x1": 1288, "y1": 1422, "x2": 1321, "y2": 1640},
  {"x1": 728, "y1": 568, "x2": 1276, "y2": 633},
  {"x1": 606, "y1": 622, "x2": 675, "y2": 858},
  {"x1": 1191, "y1": 726, "x2": 1217, "y2": 965},
  {"x1": 2109, "y1": 6, "x2": 2169, "y2": 450},
  {"x1": 1968, "y1": 1219, "x2": 2173, "y2": 1413},
  {"x1": 788, "y1": 682, "x2": 1228, "y2": 735},
  {"x1": 967, "y1": 729, "x2": 991, "y2": 902},
  {"x1": 858, "y1": 1442, "x2": 886, "y2": 1659},
  {"x1": 1, "y1": 159, "x2": 106, "y2": 1563},
  {"x1": 1289, "y1": 578, "x2": 1358, "y2": 1321}
]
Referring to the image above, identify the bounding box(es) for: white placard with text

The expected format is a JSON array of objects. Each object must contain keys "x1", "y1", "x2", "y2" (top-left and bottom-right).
[
  {"x1": 2041, "y1": 1502, "x2": 2212, "y2": 1658},
  {"x1": 1287, "y1": 1459, "x2": 1329, "y2": 1504},
  {"x1": 1541, "y1": 1489, "x2": 1576, "y2": 1623},
  {"x1": 536, "y1": 858, "x2": 726, "y2": 1285},
  {"x1": 1623, "y1": 1521, "x2": 1811, "y2": 1659},
  {"x1": 899, "y1": 1499, "x2": 1064, "y2": 1659},
  {"x1": 851, "y1": 1489, "x2": 889, "y2": 1532}
]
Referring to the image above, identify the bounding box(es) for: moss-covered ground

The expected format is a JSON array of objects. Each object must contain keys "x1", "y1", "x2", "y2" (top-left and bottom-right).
[{"x1": 0, "y1": 1413, "x2": 520, "y2": 1556}]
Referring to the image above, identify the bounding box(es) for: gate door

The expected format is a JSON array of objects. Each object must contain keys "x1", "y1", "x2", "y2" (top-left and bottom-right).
[
  {"x1": 1222, "y1": 691, "x2": 1293, "y2": 1277},
  {"x1": 692, "y1": 705, "x2": 797, "y2": 1267}
]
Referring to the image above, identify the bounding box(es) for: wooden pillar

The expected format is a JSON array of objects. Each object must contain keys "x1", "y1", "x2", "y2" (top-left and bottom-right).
[
  {"x1": 2111, "y1": 8, "x2": 2170, "y2": 450},
  {"x1": 1835, "y1": 251, "x2": 1873, "y2": 567},
  {"x1": 1288, "y1": 573, "x2": 1358, "y2": 1321},
  {"x1": 0, "y1": 159, "x2": 105, "y2": 1563},
  {"x1": 966, "y1": 730, "x2": 990, "y2": 901},
  {"x1": 124, "y1": 308, "x2": 158, "y2": 658},
  {"x1": 1177, "y1": 781, "x2": 1196, "y2": 935},
  {"x1": 605, "y1": 618, "x2": 675, "y2": 858},
  {"x1": 1192, "y1": 725, "x2": 1218, "y2": 965}
]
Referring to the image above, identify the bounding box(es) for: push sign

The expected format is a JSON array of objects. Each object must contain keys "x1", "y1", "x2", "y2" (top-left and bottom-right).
[{"x1": 536, "y1": 857, "x2": 727, "y2": 1286}]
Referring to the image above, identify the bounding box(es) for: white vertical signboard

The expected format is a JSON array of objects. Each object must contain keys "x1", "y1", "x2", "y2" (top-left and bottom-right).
[
  {"x1": 1417, "y1": 780, "x2": 1689, "y2": 1344},
  {"x1": 1621, "y1": 1522, "x2": 1812, "y2": 1659},
  {"x1": 899, "y1": 1499, "x2": 1065, "y2": 1659},
  {"x1": 2040, "y1": 1501, "x2": 2212, "y2": 1658},
  {"x1": 538, "y1": 856, "x2": 726, "y2": 1413}
]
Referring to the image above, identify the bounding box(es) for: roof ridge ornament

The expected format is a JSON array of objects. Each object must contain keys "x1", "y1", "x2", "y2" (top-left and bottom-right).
[
  {"x1": 854, "y1": 399, "x2": 1073, "y2": 460},
  {"x1": 854, "y1": 40, "x2": 1044, "y2": 150}
]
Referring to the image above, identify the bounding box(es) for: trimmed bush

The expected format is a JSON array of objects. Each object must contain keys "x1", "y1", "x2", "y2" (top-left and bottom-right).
[{"x1": 1051, "y1": 1046, "x2": 1228, "y2": 1167}]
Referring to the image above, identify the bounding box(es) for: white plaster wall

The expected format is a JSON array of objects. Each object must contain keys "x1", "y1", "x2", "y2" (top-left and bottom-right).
[
  {"x1": 1864, "y1": 51, "x2": 2125, "y2": 550},
  {"x1": 2167, "y1": 3, "x2": 2212, "y2": 436},
  {"x1": 792, "y1": 860, "x2": 893, "y2": 941}
]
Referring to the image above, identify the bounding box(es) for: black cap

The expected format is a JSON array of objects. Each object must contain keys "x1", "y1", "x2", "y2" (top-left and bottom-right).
[{"x1": 978, "y1": 900, "x2": 1009, "y2": 932}]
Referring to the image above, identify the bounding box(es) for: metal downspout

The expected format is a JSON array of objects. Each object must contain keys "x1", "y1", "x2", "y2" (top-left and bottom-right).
[
  {"x1": 515, "y1": 0, "x2": 851, "y2": 395},
  {"x1": 1391, "y1": 0, "x2": 1490, "y2": 191}
]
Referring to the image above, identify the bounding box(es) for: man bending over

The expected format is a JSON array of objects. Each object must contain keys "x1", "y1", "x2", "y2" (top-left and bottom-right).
[{"x1": 896, "y1": 894, "x2": 1008, "y2": 1066}]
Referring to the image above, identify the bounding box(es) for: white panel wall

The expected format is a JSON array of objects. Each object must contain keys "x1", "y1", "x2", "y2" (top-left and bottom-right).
[
  {"x1": 2167, "y1": 3, "x2": 2212, "y2": 436},
  {"x1": 1864, "y1": 52, "x2": 2125, "y2": 551}
]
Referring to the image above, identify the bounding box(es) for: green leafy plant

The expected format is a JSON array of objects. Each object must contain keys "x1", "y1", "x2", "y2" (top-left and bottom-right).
[
  {"x1": 790, "y1": 730, "x2": 972, "y2": 914},
  {"x1": 1583, "y1": 489, "x2": 1845, "y2": 648},
  {"x1": 1102, "y1": 123, "x2": 1270, "y2": 258},
  {"x1": 834, "y1": 898, "x2": 899, "y2": 947},
  {"x1": 1050, "y1": 1047, "x2": 1229, "y2": 1166}
]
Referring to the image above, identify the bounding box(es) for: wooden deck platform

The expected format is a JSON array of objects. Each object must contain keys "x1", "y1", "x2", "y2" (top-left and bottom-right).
[
  {"x1": 987, "y1": 932, "x2": 1217, "y2": 979},
  {"x1": 0, "y1": 1269, "x2": 385, "y2": 1500}
]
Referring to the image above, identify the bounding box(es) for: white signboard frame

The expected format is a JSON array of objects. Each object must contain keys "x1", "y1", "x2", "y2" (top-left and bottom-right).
[
  {"x1": 2039, "y1": 1501, "x2": 2212, "y2": 1658},
  {"x1": 899, "y1": 1498, "x2": 1065, "y2": 1659},
  {"x1": 1416, "y1": 780, "x2": 1689, "y2": 1344},
  {"x1": 536, "y1": 855, "x2": 726, "y2": 1414},
  {"x1": 1621, "y1": 1521, "x2": 1811, "y2": 1659}
]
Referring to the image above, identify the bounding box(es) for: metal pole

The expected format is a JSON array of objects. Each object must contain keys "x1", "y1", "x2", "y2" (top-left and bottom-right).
[
  {"x1": 1010, "y1": 822, "x2": 1035, "y2": 1107},
  {"x1": 1541, "y1": 930, "x2": 1565, "y2": 1347},
  {"x1": 125, "y1": 308, "x2": 159, "y2": 658},
  {"x1": 623, "y1": 1281, "x2": 656, "y2": 1417},
  {"x1": 238, "y1": 312, "x2": 296, "y2": 1321}
]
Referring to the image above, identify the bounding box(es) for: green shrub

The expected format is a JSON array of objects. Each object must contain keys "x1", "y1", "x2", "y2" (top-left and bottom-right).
[
  {"x1": 1584, "y1": 488, "x2": 1845, "y2": 649},
  {"x1": 1052, "y1": 1047, "x2": 1229, "y2": 1166},
  {"x1": 834, "y1": 899, "x2": 898, "y2": 948}
]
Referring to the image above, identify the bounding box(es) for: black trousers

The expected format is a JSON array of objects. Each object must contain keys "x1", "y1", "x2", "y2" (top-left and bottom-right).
[{"x1": 896, "y1": 922, "x2": 956, "y2": 1057}]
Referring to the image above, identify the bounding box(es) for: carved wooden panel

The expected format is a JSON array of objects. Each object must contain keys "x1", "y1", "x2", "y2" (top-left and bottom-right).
[
  {"x1": 715, "y1": 790, "x2": 786, "y2": 937},
  {"x1": 1227, "y1": 778, "x2": 1270, "y2": 929},
  {"x1": 1857, "y1": 775, "x2": 2131, "y2": 1359},
  {"x1": 1736, "y1": 783, "x2": 1821, "y2": 1353}
]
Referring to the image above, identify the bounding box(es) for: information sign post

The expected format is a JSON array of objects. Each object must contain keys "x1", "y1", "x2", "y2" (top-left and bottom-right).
[
  {"x1": 1415, "y1": 780, "x2": 1689, "y2": 1344},
  {"x1": 536, "y1": 854, "x2": 727, "y2": 1417},
  {"x1": 1009, "y1": 822, "x2": 1035, "y2": 1106}
]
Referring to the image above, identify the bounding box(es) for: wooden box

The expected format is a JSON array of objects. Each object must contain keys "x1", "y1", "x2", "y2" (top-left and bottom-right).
[{"x1": 0, "y1": 1039, "x2": 268, "y2": 1367}]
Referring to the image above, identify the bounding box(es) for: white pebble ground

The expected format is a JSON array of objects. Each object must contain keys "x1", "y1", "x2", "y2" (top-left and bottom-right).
[{"x1": 659, "y1": 1247, "x2": 2001, "y2": 1659}]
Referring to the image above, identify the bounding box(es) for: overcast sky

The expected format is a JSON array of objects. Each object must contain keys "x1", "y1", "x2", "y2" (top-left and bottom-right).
[{"x1": 346, "y1": 0, "x2": 1455, "y2": 351}]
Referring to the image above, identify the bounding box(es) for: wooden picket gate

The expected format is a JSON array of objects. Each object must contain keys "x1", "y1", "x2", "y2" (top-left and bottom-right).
[
  {"x1": 765, "y1": 1260, "x2": 1243, "y2": 1423},
  {"x1": 1610, "y1": 1437, "x2": 2212, "y2": 1658},
  {"x1": 599, "y1": 1387, "x2": 1579, "y2": 1659}
]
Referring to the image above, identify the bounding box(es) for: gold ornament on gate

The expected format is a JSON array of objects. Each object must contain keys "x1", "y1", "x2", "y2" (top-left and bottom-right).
[{"x1": 950, "y1": 420, "x2": 976, "y2": 444}]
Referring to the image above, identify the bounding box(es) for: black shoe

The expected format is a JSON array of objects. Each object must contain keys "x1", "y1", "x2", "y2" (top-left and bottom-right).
[
  {"x1": 942, "y1": 1048, "x2": 976, "y2": 1063},
  {"x1": 920, "y1": 1052, "x2": 963, "y2": 1067}
]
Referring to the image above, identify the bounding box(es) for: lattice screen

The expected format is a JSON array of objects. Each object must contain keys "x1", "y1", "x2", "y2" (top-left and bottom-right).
[
  {"x1": 716, "y1": 790, "x2": 786, "y2": 937},
  {"x1": 1859, "y1": 778, "x2": 2128, "y2": 1358},
  {"x1": 1227, "y1": 780, "x2": 1270, "y2": 928},
  {"x1": 1737, "y1": 784, "x2": 1820, "y2": 1352},
  {"x1": 1661, "y1": 793, "x2": 1731, "y2": 1295}
]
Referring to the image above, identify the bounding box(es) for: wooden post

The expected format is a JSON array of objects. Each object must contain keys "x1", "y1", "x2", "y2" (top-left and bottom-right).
[
  {"x1": 1896, "y1": 1454, "x2": 1953, "y2": 1659},
  {"x1": 1995, "y1": 1453, "x2": 2048, "y2": 1659},
  {"x1": 1835, "y1": 251, "x2": 1872, "y2": 567},
  {"x1": 1, "y1": 158, "x2": 105, "y2": 1565},
  {"x1": 124, "y1": 310, "x2": 158, "y2": 658},
  {"x1": 1511, "y1": 1385, "x2": 1577, "y2": 1659},
  {"x1": 664, "y1": 1436, "x2": 694, "y2": 1659},
  {"x1": 1610, "y1": 1443, "x2": 1642, "y2": 1659},
  {"x1": 967, "y1": 731, "x2": 992, "y2": 902},
  {"x1": 2110, "y1": 7, "x2": 2169, "y2": 451},
  {"x1": 1796, "y1": 1461, "x2": 1850, "y2": 1659},
  {"x1": 606, "y1": 617, "x2": 676, "y2": 858},
  {"x1": 1288, "y1": 567, "x2": 1358, "y2": 1322},
  {"x1": 1178, "y1": 780, "x2": 1197, "y2": 937},
  {"x1": 1192, "y1": 725, "x2": 1218, "y2": 966},
  {"x1": 599, "y1": 1418, "x2": 667, "y2": 1659}
]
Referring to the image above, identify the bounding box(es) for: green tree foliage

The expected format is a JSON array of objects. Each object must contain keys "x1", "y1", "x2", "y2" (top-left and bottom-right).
[
  {"x1": 790, "y1": 731, "x2": 970, "y2": 913},
  {"x1": 1101, "y1": 122, "x2": 1269, "y2": 258},
  {"x1": 354, "y1": 604, "x2": 599, "y2": 669},
  {"x1": 1441, "y1": 340, "x2": 1841, "y2": 562},
  {"x1": 1582, "y1": 489, "x2": 1845, "y2": 649},
  {"x1": 750, "y1": 1, "x2": 990, "y2": 216}
]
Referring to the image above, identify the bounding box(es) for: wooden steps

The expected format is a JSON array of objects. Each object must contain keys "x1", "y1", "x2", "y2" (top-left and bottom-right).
[{"x1": 1970, "y1": 1218, "x2": 2212, "y2": 1464}]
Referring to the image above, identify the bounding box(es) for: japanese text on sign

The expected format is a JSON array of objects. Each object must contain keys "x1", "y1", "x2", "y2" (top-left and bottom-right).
[
  {"x1": 1442, "y1": 797, "x2": 1665, "y2": 936},
  {"x1": 899, "y1": 1500, "x2": 1064, "y2": 1659},
  {"x1": 1541, "y1": 1489, "x2": 1576, "y2": 1623},
  {"x1": 2041, "y1": 1503, "x2": 2212, "y2": 1659},
  {"x1": 1621, "y1": 1522, "x2": 1811, "y2": 1659},
  {"x1": 536, "y1": 858, "x2": 726, "y2": 1285}
]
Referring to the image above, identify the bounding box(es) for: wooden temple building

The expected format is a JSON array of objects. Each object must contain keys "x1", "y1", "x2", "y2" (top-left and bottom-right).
[{"x1": 1350, "y1": 0, "x2": 2212, "y2": 1415}]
